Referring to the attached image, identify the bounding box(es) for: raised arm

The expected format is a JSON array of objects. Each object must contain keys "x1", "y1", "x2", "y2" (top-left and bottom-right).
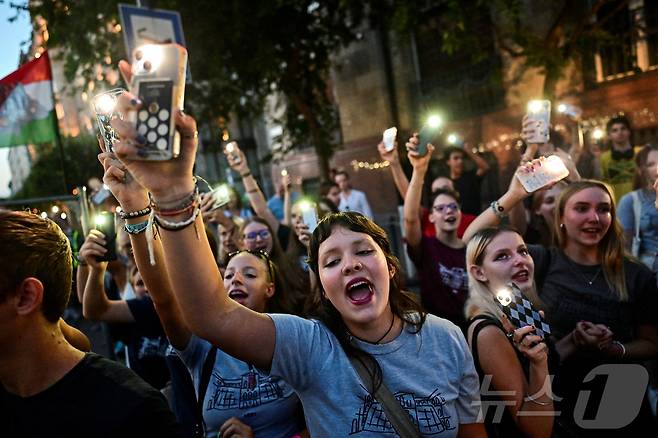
[
  {"x1": 224, "y1": 143, "x2": 279, "y2": 232},
  {"x1": 462, "y1": 161, "x2": 535, "y2": 243},
  {"x1": 98, "y1": 150, "x2": 192, "y2": 350},
  {"x1": 377, "y1": 141, "x2": 409, "y2": 199},
  {"x1": 79, "y1": 230, "x2": 135, "y2": 323},
  {"x1": 403, "y1": 134, "x2": 434, "y2": 248},
  {"x1": 110, "y1": 63, "x2": 275, "y2": 370},
  {"x1": 282, "y1": 172, "x2": 293, "y2": 227}
]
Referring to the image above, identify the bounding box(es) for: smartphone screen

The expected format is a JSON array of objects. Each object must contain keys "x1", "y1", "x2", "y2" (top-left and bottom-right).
[
  {"x1": 526, "y1": 100, "x2": 551, "y2": 144},
  {"x1": 94, "y1": 212, "x2": 117, "y2": 262}
]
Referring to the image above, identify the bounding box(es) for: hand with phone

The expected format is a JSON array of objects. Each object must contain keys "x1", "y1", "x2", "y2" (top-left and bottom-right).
[
  {"x1": 224, "y1": 142, "x2": 249, "y2": 174},
  {"x1": 405, "y1": 133, "x2": 435, "y2": 173},
  {"x1": 524, "y1": 100, "x2": 551, "y2": 144},
  {"x1": 110, "y1": 58, "x2": 198, "y2": 205},
  {"x1": 78, "y1": 229, "x2": 110, "y2": 269},
  {"x1": 501, "y1": 316, "x2": 549, "y2": 365},
  {"x1": 377, "y1": 139, "x2": 399, "y2": 164}
]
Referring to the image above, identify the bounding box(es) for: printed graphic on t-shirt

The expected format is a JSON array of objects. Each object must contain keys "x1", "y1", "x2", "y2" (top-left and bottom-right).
[
  {"x1": 438, "y1": 263, "x2": 467, "y2": 293},
  {"x1": 137, "y1": 336, "x2": 169, "y2": 359},
  {"x1": 350, "y1": 389, "x2": 455, "y2": 435},
  {"x1": 206, "y1": 369, "x2": 285, "y2": 411}
]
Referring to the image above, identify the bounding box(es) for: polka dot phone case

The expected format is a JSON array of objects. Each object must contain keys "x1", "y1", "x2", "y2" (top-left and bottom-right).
[{"x1": 130, "y1": 44, "x2": 187, "y2": 160}]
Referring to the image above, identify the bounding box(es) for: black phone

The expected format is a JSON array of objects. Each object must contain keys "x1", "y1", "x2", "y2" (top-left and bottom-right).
[
  {"x1": 94, "y1": 212, "x2": 117, "y2": 262},
  {"x1": 495, "y1": 283, "x2": 551, "y2": 338},
  {"x1": 417, "y1": 117, "x2": 442, "y2": 156}
]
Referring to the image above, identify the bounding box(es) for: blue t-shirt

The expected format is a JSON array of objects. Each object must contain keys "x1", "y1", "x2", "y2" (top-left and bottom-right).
[
  {"x1": 176, "y1": 335, "x2": 302, "y2": 438},
  {"x1": 269, "y1": 313, "x2": 482, "y2": 437},
  {"x1": 617, "y1": 189, "x2": 658, "y2": 255}
]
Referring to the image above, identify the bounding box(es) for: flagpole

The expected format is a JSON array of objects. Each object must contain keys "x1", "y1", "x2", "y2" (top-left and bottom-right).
[{"x1": 44, "y1": 51, "x2": 70, "y2": 194}]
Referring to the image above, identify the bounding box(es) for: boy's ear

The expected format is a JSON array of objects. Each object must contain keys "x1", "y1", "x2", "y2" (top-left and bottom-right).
[{"x1": 15, "y1": 277, "x2": 44, "y2": 317}]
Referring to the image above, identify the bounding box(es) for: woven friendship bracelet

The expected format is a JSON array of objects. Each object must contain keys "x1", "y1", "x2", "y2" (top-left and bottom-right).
[
  {"x1": 154, "y1": 206, "x2": 201, "y2": 231},
  {"x1": 157, "y1": 199, "x2": 199, "y2": 217},
  {"x1": 124, "y1": 220, "x2": 150, "y2": 235},
  {"x1": 150, "y1": 178, "x2": 199, "y2": 211},
  {"x1": 119, "y1": 206, "x2": 151, "y2": 220}
]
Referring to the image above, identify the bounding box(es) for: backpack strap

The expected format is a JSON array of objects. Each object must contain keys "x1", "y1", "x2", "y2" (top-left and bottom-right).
[
  {"x1": 349, "y1": 355, "x2": 421, "y2": 438},
  {"x1": 193, "y1": 346, "x2": 218, "y2": 438}
]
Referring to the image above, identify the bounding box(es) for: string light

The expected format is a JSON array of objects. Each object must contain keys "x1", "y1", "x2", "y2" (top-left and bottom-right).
[{"x1": 350, "y1": 159, "x2": 391, "y2": 171}]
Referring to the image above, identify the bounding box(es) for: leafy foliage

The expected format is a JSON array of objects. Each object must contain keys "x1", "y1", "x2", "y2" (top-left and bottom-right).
[{"x1": 14, "y1": 134, "x2": 102, "y2": 198}]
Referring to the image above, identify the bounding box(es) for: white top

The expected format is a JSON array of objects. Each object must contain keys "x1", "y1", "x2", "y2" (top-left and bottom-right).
[{"x1": 339, "y1": 189, "x2": 374, "y2": 218}]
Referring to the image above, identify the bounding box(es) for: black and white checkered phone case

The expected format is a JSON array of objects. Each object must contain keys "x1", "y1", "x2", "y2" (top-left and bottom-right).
[{"x1": 496, "y1": 283, "x2": 551, "y2": 338}]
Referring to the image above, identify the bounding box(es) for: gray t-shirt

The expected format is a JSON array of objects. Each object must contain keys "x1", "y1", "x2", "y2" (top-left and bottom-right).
[
  {"x1": 618, "y1": 189, "x2": 658, "y2": 255},
  {"x1": 270, "y1": 313, "x2": 482, "y2": 437},
  {"x1": 176, "y1": 335, "x2": 302, "y2": 438}
]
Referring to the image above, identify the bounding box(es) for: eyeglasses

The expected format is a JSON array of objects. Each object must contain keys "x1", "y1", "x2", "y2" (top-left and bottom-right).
[
  {"x1": 227, "y1": 249, "x2": 274, "y2": 281},
  {"x1": 432, "y1": 202, "x2": 459, "y2": 213},
  {"x1": 243, "y1": 229, "x2": 271, "y2": 241}
]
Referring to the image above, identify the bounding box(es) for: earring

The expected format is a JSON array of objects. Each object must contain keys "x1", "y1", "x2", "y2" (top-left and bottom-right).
[{"x1": 560, "y1": 223, "x2": 565, "y2": 229}]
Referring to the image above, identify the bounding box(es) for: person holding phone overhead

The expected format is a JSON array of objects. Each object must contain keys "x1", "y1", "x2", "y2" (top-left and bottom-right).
[
  {"x1": 462, "y1": 158, "x2": 658, "y2": 435},
  {"x1": 108, "y1": 56, "x2": 486, "y2": 437},
  {"x1": 403, "y1": 135, "x2": 469, "y2": 330}
]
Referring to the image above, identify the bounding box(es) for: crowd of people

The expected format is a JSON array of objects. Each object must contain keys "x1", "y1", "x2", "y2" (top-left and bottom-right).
[{"x1": 2, "y1": 55, "x2": 658, "y2": 438}]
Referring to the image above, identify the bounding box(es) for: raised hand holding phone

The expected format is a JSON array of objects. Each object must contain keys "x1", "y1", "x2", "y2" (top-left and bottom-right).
[
  {"x1": 515, "y1": 155, "x2": 569, "y2": 193},
  {"x1": 110, "y1": 57, "x2": 198, "y2": 203},
  {"x1": 416, "y1": 115, "x2": 443, "y2": 156},
  {"x1": 525, "y1": 100, "x2": 551, "y2": 144}
]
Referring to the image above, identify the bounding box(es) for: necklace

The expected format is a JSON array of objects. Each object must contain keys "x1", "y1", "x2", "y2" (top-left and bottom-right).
[
  {"x1": 348, "y1": 314, "x2": 396, "y2": 344},
  {"x1": 566, "y1": 255, "x2": 602, "y2": 285}
]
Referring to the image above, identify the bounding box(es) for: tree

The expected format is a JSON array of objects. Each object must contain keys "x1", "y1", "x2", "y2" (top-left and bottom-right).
[
  {"x1": 21, "y1": 0, "x2": 378, "y2": 181},
  {"x1": 14, "y1": 134, "x2": 103, "y2": 199}
]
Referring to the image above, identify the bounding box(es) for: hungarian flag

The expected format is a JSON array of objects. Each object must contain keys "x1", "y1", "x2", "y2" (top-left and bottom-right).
[{"x1": 0, "y1": 51, "x2": 58, "y2": 148}]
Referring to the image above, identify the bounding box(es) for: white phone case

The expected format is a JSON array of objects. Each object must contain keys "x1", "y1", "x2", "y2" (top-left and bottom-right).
[
  {"x1": 516, "y1": 155, "x2": 569, "y2": 193},
  {"x1": 382, "y1": 127, "x2": 397, "y2": 152},
  {"x1": 526, "y1": 100, "x2": 551, "y2": 144}
]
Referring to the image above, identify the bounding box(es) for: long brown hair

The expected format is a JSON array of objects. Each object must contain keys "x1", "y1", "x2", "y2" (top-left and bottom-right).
[
  {"x1": 307, "y1": 212, "x2": 425, "y2": 392},
  {"x1": 553, "y1": 180, "x2": 628, "y2": 300}
]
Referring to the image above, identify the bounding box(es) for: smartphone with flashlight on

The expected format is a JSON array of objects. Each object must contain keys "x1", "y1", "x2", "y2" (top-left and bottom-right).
[
  {"x1": 516, "y1": 155, "x2": 569, "y2": 193},
  {"x1": 417, "y1": 115, "x2": 443, "y2": 157},
  {"x1": 130, "y1": 43, "x2": 188, "y2": 160},
  {"x1": 210, "y1": 184, "x2": 231, "y2": 210},
  {"x1": 92, "y1": 88, "x2": 126, "y2": 153},
  {"x1": 299, "y1": 200, "x2": 318, "y2": 233},
  {"x1": 382, "y1": 127, "x2": 397, "y2": 152},
  {"x1": 224, "y1": 141, "x2": 241, "y2": 165},
  {"x1": 495, "y1": 283, "x2": 550, "y2": 338},
  {"x1": 526, "y1": 100, "x2": 551, "y2": 144},
  {"x1": 93, "y1": 212, "x2": 117, "y2": 262}
]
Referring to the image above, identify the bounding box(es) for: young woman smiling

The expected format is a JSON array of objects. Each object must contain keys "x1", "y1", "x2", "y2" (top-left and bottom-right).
[
  {"x1": 463, "y1": 165, "x2": 658, "y2": 436},
  {"x1": 107, "y1": 62, "x2": 486, "y2": 436}
]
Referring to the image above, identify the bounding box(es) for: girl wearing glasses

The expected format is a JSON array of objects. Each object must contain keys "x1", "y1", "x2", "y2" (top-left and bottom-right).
[
  {"x1": 403, "y1": 135, "x2": 469, "y2": 330},
  {"x1": 108, "y1": 84, "x2": 485, "y2": 437},
  {"x1": 242, "y1": 217, "x2": 307, "y2": 315}
]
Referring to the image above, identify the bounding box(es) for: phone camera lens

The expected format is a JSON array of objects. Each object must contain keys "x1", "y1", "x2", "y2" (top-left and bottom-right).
[
  {"x1": 135, "y1": 50, "x2": 142, "y2": 60},
  {"x1": 143, "y1": 61, "x2": 152, "y2": 71}
]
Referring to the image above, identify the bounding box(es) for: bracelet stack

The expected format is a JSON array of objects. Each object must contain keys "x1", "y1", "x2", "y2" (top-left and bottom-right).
[
  {"x1": 150, "y1": 180, "x2": 201, "y2": 232},
  {"x1": 124, "y1": 220, "x2": 150, "y2": 235}
]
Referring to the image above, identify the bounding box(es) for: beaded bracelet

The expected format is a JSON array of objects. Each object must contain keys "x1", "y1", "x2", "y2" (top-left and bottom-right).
[
  {"x1": 119, "y1": 206, "x2": 151, "y2": 220},
  {"x1": 490, "y1": 200, "x2": 507, "y2": 220},
  {"x1": 124, "y1": 220, "x2": 150, "y2": 235}
]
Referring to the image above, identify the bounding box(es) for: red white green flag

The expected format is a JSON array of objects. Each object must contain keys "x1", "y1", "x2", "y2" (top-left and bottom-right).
[{"x1": 0, "y1": 51, "x2": 58, "y2": 148}]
